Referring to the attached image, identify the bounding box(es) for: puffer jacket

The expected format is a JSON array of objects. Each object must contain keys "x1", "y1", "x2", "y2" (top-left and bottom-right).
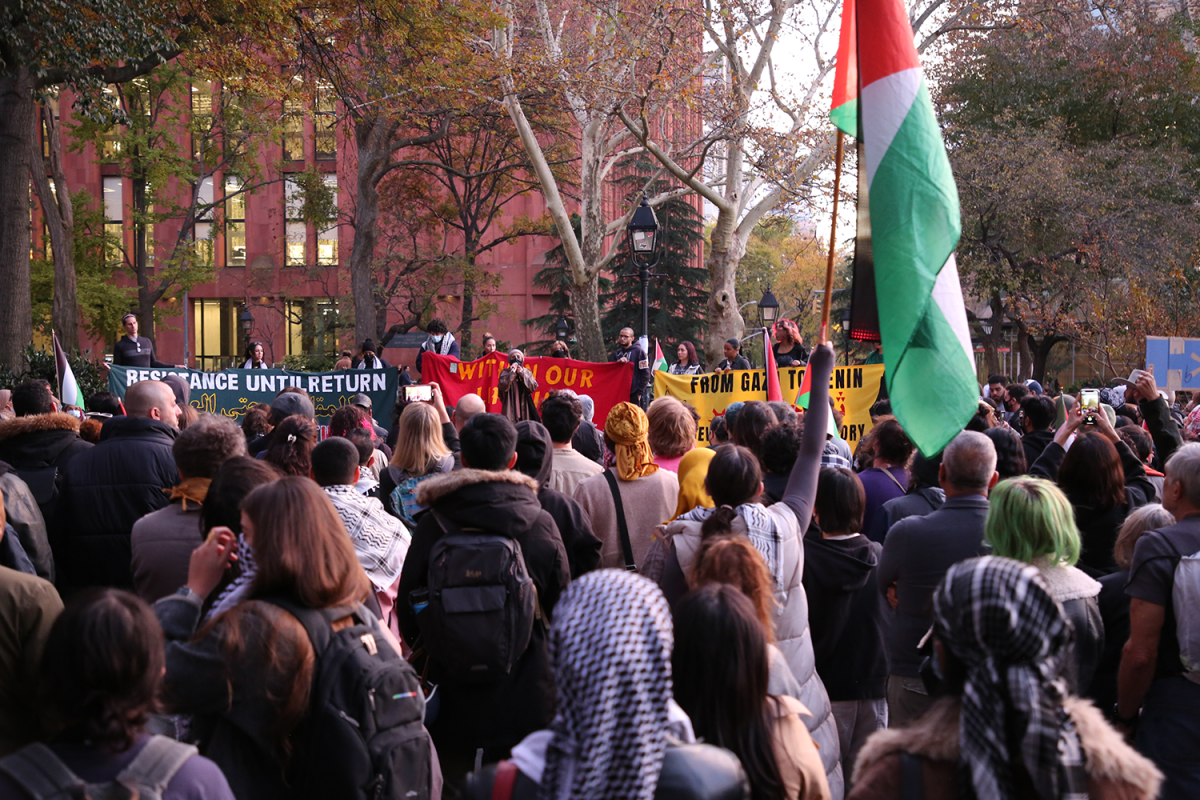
[
  {"x1": 848, "y1": 696, "x2": 1162, "y2": 800},
  {"x1": 61, "y1": 416, "x2": 179, "y2": 589},
  {"x1": 663, "y1": 509, "x2": 845, "y2": 800},
  {"x1": 1033, "y1": 558, "x2": 1105, "y2": 696}
]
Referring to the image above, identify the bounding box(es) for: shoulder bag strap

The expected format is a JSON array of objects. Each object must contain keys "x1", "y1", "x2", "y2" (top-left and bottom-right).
[
  {"x1": 491, "y1": 760, "x2": 520, "y2": 800},
  {"x1": 880, "y1": 467, "x2": 906, "y2": 493},
  {"x1": 603, "y1": 470, "x2": 637, "y2": 572},
  {"x1": 0, "y1": 743, "x2": 86, "y2": 800}
]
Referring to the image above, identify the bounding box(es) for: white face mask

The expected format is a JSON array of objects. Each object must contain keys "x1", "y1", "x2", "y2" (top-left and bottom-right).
[{"x1": 432, "y1": 335, "x2": 444, "y2": 344}]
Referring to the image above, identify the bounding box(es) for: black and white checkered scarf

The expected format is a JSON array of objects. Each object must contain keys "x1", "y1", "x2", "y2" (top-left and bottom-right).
[
  {"x1": 539, "y1": 570, "x2": 674, "y2": 800},
  {"x1": 932, "y1": 556, "x2": 1088, "y2": 800}
]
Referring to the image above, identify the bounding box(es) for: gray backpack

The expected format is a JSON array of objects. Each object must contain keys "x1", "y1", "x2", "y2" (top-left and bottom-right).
[{"x1": 0, "y1": 735, "x2": 196, "y2": 800}]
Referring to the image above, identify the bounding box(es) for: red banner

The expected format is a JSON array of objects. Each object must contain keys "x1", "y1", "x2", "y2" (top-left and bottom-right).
[{"x1": 420, "y1": 352, "x2": 633, "y2": 424}]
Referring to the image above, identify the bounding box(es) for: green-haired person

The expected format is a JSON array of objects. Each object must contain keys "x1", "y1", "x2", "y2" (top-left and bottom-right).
[{"x1": 985, "y1": 476, "x2": 1104, "y2": 695}]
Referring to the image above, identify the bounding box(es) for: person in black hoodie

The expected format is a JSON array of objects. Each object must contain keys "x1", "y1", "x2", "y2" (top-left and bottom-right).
[
  {"x1": 1019, "y1": 393, "x2": 1057, "y2": 467},
  {"x1": 804, "y1": 466, "x2": 887, "y2": 782},
  {"x1": 759, "y1": 422, "x2": 802, "y2": 505},
  {"x1": 61, "y1": 380, "x2": 180, "y2": 590},
  {"x1": 396, "y1": 413, "x2": 570, "y2": 793},
  {"x1": 513, "y1": 420, "x2": 602, "y2": 578}
]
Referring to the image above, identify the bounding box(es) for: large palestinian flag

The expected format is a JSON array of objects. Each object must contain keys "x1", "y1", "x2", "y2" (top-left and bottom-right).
[{"x1": 830, "y1": 0, "x2": 977, "y2": 456}]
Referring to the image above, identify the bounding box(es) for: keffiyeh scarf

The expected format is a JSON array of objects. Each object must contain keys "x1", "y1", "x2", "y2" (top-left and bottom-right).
[
  {"x1": 540, "y1": 570, "x2": 674, "y2": 800},
  {"x1": 204, "y1": 534, "x2": 257, "y2": 623},
  {"x1": 324, "y1": 485, "x2": 410, "y2": 590},
  {"x1": 932, "y1": 556, "x2": 1088, "y2": 800}
]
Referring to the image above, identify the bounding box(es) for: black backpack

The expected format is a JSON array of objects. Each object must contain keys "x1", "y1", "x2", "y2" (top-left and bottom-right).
[
  {"x1": 421, "y1": 512, "x2": 539, "y2": 684},
  {"x1": 265, "y1": 598, "x2": 440, "y2": 800}
]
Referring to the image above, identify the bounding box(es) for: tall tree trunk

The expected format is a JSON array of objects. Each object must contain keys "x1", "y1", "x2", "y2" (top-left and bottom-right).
[
  {"x1": 350, "y1": 115, "x2": 387, "y2": 349},
  {"x1": 571, "y1": 275, "x2": 604, "y2": 363},
  {"x1": 133, "y1": 166, "x2": 154, "y2": 341},
  {"x1": 460, "y1": 270, "x2": 476, "y2": 359},
  {"x1": 29, "y1": 102, "x2": 78, "y2": 353},
  {"x1": 0, "y1": 70, "x2": 36, "y2": 372},
  {"x1": 705, "y1": 227, "x2": 746, "y2": 368}
]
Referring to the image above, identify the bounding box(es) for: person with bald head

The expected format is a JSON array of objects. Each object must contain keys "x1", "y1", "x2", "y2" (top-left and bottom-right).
[
  {"x1": 61, "y1": 380, "x2": 181, "y2": 590},
  {"x1": 610, "y1": 327, "x2": 650, "y2": 405},
  {"x1": 452, "y1": 392, "x2": 486, "y2": 433},
  {"x1": 877, "y1": 430, "x2": 998, "y2": 727}
]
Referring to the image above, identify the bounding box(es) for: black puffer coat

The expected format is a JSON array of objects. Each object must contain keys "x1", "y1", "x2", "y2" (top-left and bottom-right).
[{"x1": 61, "y1": 416, "x2": 179, "y2": 589}]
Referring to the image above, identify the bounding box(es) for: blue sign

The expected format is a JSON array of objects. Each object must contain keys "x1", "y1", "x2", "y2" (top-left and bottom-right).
[{"x1": 1146, "y1": 337, "x2": 1200, "y2": 392}]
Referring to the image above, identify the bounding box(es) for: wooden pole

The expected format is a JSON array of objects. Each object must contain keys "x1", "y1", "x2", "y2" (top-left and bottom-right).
[{"x1": 820, "y1": 129, "x2": 846, "y2": 344}]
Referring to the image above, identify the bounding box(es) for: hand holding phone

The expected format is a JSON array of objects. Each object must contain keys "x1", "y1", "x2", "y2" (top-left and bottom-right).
[
  {"x1": 404, "y1": 384, "x2": 433, "y2": 402},
  {"x1": 1080, "y1": 389, "x2": 1100, "y2": 424}
]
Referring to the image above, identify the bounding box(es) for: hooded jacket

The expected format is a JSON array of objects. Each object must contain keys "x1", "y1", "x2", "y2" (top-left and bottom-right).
[
  {"x1": 513, "y1": 421, "x2": 602, "y2": 578},
  {"x1": 802, "y1": 525, "x2": 888, "y2": 701},
  {"x1": 396, "y1": 468, "x2": 571, "y2": 754},
  {"x1": 61, "y1": 416, "x2": 179, "y2": 589},
  {"x1": 1021, "y1": 427, "x2": 1056, "y2": 467},
  {"x1": 0, "y1": 414, "x2": 92, "y2": 564}
]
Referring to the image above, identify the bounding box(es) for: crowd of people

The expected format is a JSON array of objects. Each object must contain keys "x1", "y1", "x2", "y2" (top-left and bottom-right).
[{"x1": 0, "y1": 339, "x2": 1198, "y2": 800}]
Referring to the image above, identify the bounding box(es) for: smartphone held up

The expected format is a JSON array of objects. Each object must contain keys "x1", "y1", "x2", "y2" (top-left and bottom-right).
[{"x1": 404, "y1": 384, "x2": 433, "y2": 403}]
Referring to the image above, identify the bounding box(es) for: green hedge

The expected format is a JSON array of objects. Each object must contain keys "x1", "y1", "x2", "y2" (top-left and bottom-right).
[{"x1": 0, "y1": 346, "x2": 110, "y2": 404}]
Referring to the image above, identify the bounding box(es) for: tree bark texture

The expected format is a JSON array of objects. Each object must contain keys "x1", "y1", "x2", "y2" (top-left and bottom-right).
[
  {"x1": 29, "y1": 102, "x2": 78, "y2": 353},
  {"x1": 0, "y1": 69, "x2": 36, "y2": 372},
  {"x1": 350, "y1": 115, "x2": 388, "y2": 350},
  {"x1": 704, "y1": 209, "x2": 747, "y2": 367}
]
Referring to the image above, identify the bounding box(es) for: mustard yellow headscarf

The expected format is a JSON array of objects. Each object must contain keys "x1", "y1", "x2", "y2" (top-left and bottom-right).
[
  {"x1": 672, "y1": 447, "x2": 715, "y2": 520},
  {"x1": 605, "y1": 402, "x2": 659, "y2": 481}
]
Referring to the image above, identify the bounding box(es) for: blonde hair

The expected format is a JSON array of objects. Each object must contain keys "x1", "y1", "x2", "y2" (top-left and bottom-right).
[
  {"x1": 1113, "y1": 504, "x2": 1174, "y2": 570},
  {"x1": 647, "y1": 396, "x2": 697, "y2": 459},
  {"x1": 390, "y1": 402, "x2": 450, "y2": 476}
]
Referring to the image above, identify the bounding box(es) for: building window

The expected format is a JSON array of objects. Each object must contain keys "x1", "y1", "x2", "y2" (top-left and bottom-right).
[
  {"x1": 194, "y1": 298, "x2": 245, "y2": 371},
  {"x1": 191, "y1": 81, "x2": 214, "y2": 161},
  {"x1": 225, "y1": 176, "x2": 246, "y2": 267},
  {"x1": 283, "y1": 98, "x2": 305, "y2": 161},
  {"x1": 315, "y1": 83, "x2": 336, "y2": 161},
  {"x1": 317, "y1": 175, "x2": 337, "y2": 266},
  {"x1": 102, "y1": 177, "x2": 123, "y2": 261},
  {"x1": 285, "y1": 179, "x2": 306, "y2": 266},
  {"x1": 287, "y1": 298, "x2": 339, "y2": 356},
  {"x1": 101, "y1": 85, "x2": 121, "y2": 161},
  {"x1": 194, "y1": 176, "x2": 214, "y2": 266}
]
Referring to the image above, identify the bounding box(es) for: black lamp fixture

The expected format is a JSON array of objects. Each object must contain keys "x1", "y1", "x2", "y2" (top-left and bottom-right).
[
  {"x1": 555, "y1": 315, "x2": 569, "y2": 341},
  {"x1": 240, "y1": 308, "x2": 255, "y2": 336},
  {"x1": 758, "y1": 286, "x2": 779, "y2": 327},
  {"x1": 627, "y1": 194, "x2": 661, "y2": 269}
]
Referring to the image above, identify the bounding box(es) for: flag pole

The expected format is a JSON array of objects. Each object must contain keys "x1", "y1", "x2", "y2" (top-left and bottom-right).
[{"x1": 820, "y1": 130, "x2": 846, "y2": 344}]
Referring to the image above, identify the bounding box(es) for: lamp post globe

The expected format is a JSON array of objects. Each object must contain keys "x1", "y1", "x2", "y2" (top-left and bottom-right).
[
  {"x1": 758, "y1": 286, "x2": 779, "y2": 327},
  {"x1": 240, "y1": 308, "x2": 255, "y2": 336},
  {"x1": 555, "y1": 315, "x2": 569, "y2": 342},
  {"x1": 625, "y1": 193, "x2": 663, "y2": 346}
]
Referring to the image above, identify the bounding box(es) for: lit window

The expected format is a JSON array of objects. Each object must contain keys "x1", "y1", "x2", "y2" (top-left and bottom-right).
[
  {"x1": 194, "y1": 177, "x2": 214, "y2": 265},
  {"x1": 225, "y1": 176, "x2": 246, "y2": 267},
  {"x1": 283, "y1": 98, "x2": 305, "y2": 161},
  {"x1": 285, "y1": 179, "x2": 306, "y2": 266},
  {"x1": 102, "y1": 177, "x2": 123, "y2": 261},
  {"x1": 315, "y1": 83, "x2": 336, "y2": 161},
  {"x1": 191, "y1": 80, "x2": 214, "y2": 161},
  {"x1": 317, "y1": 175, "x2": 337, "y2": 266}
]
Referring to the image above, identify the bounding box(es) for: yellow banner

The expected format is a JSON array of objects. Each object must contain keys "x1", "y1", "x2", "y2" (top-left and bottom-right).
[{"x1": 653, "y1": 364, "x2": 886, "y2": 448}]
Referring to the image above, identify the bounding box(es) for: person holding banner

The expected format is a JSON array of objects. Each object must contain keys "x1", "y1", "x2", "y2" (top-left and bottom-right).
[
  {"x1": 670, "y1": 342, "x2": 703, "y2": 376},
  {"x1": 772, "y1": 320, "x2": 809, "y2": 368},
  {"x1": 611, "y1": 328, "x2": 650, "y2": 405},
  {"x1": 715, "y1": 338, "x2": 751, "y2": 372},
  {"x1": 242, "y1": 342, "x2": 269, "y2": 369}
]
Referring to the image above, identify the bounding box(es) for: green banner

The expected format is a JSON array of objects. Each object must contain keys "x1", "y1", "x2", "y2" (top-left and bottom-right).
[{"x1": 107, "y1": 365, "x2": 398, "y2": 425}]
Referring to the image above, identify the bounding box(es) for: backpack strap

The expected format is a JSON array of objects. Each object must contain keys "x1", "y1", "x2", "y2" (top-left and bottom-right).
[
  {"x1": 899, "y1": 752, "x2": 924, "y2": 800},
  {"x1": 0, "y1": 743, "x2": 86, "y2": 800},
  {"x1": 491, "y1": 760, "x2": 519, "y2": 800},
  {"x1": 114, "y1": 736, "x2": 198, "y2": 797},
  {"x1": 602, "y1": 470, "x2": 637, "y2": 572},
  {"x1": 261, "y1": 596, "x2": 366, "y2": 655}
]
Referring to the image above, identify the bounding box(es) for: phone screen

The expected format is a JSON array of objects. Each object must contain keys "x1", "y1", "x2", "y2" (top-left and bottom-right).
[
  {"x1": 1081, "y1": 390, "x2": 1099, "y2": 410},
  {"x1": 404, "y1": 384, "x2": 433, "y2": 402}
]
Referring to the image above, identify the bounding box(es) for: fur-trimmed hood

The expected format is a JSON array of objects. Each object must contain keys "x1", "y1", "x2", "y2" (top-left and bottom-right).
[
  {"x1": 852, "y1": 696, "x2": 1163, "y2": 799},
  {"x1": 0, "y1": 412, "x2": 80, "y2": 444},
  {"x1": 0, "y1": 412, "x2": 90, "y2": 469},
  {"x1": 415, "y1": 468, "x2": 545, "y2": 535}
]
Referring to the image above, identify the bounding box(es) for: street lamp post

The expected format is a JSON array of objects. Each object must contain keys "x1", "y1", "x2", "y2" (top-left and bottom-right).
[
  {"x1": 623, "y1": 194, "x2": 664, "y2": 346},
  {"x1": 757, "y1": 286, "x2": 779, "y2": 367},
  {"x1": 555, "y1": 315, "x2": 569, "y2": 343}
]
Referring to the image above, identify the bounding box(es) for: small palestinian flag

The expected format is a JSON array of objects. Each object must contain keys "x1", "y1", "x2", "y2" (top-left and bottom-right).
[
  {"x1": 653, "y1": 340, "x2": 669, "y2": 373},
  {"x1": 54, "y1": 332, "x2": 84, "y2": 410},
  {"x1": 796, "y1": 363, "x2": 813, "y2": 410}
]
